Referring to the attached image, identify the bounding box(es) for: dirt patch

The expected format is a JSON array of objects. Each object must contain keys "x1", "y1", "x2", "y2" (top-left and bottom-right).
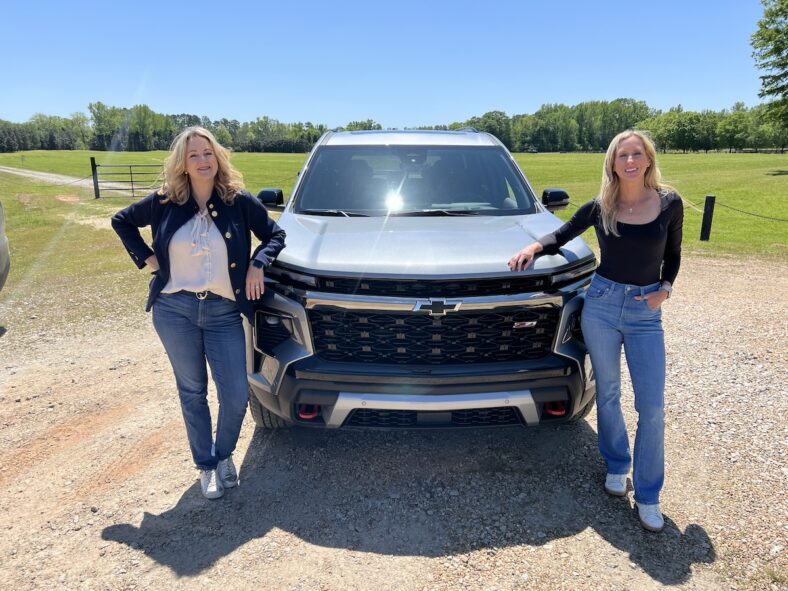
[
  {"x1": 16, "y1": 194, "x2": 35, "y2": 207},
  {"x1": 2, "y1": 403, "x2": 135, "y2": 488},
  {"x1": 55, "y1": 194, "x2": 81, "y2": 204},
  {"x1": 64, "y1": 212, "x2": 113, "y2": 230}
]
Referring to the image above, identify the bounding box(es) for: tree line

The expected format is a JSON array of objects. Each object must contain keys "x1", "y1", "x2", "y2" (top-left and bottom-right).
[{"x1": 0, "y1": 99, "x2": 785, "y2": 154}]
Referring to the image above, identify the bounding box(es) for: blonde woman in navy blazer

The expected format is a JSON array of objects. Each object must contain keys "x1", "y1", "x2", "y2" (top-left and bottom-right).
[{"x1": 113, "y1": 127, "x2": 285, "y2": 499}]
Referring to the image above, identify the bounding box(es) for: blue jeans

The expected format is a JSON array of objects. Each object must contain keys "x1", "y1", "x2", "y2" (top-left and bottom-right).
[
  {"x1": 152, "y1": 293, "x2": 248, "y2": 471},
  {"x1": 581, "y1": 274, "x2": 665, "y2": 505}
]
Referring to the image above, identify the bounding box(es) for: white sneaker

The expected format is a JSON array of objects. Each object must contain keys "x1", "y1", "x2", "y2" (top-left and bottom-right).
[
  {"x1": 604, "y1": 473, "x2": 628, "y2": 496},
  {"x1": 200, "y1": 469, "x2": 224, "y2": 499},
  {"x1": 636, "y1": 502, "x2": 665, "y2": 532},
  {"x1": 217, "y1": 456, "x2": 238, "y2": 489}
]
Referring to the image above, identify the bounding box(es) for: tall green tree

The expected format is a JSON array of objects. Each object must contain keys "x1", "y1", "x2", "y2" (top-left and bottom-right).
[
  {"x1": 466, "y1": 111, "x2": 513, "y2": 149},
  {"x1": 717, "y1": 111, "x2": 751, "y2": 152},
  {"x1": 344, "y1": 119, "x2": 383, "y2": 131},
  {"x1": 697, "y1": 110, "x2": 722, "y2": 152},
  {"x1": 751, "y1": 0, "x2": 788, "y2": 125}
]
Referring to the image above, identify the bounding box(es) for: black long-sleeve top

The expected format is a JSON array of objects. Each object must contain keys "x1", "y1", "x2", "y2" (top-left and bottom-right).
[{"x1": 539, "y1": 191, "x2": 684, "y2": 286}]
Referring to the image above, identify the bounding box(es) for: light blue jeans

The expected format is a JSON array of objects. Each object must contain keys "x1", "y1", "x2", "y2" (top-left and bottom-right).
[
  {"x1": 581, "y1": 274, "x2": 665, "y2": 505},
  {"x1": 152, "y1": 292, "x2": 248, "y2": 471}
]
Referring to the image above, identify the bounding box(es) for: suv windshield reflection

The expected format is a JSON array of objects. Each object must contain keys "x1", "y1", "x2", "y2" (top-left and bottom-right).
[{"x1": 294, "y1": 146, "x2": 538, "y2": 216}]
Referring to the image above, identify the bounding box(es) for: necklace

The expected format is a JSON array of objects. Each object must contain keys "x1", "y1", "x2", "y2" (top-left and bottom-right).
[{"x1": 618, "y1": 193, "x2": 651, "y2": 214}]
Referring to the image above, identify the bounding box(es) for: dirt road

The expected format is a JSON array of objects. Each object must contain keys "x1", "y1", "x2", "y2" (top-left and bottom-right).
[{"x1": 0, "y1": 252, "x2": 786, "y2": 590}]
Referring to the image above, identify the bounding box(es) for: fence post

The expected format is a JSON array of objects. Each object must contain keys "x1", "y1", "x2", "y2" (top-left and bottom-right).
[
  {"x1": 700, "y1": 195, "x2": 716, "y2": 241},
  {"x1": 90, "y1": 157, "x2": 100, "y2": 199},
  {"x1": 129, "y1": 165, "x2": 135, "y2": 198}
]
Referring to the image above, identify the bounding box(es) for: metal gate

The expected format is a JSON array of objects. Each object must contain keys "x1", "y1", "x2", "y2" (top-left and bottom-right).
[{"x1": 90, "y1": 157, "x2": 162, "y2": 199}]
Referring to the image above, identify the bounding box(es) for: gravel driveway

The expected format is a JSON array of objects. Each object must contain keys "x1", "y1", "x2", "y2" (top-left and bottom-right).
[{"x1": 0, "y1": 254, "x2": 785, "y2": 590}]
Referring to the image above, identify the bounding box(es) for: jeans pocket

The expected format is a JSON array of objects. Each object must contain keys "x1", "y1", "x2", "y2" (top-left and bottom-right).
[
  {"x1": 585, "y1": 284, "x2": 610, "y2": 300},
  {"x1": 637, "y1": 298, "x2": 662, "y2": 318}
]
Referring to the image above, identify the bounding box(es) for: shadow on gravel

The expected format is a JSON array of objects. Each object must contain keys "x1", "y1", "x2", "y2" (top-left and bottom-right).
[{"x1": 103, "y1": 422, "x2": 715, "y2": 583}]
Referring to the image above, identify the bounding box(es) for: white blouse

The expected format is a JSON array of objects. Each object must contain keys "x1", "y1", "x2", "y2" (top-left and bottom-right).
[{"x1": 161, "y1": 210, "x2": 235, "y2": 300}]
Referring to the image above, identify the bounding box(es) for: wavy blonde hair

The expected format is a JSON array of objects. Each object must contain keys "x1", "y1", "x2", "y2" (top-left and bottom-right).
[
  {"x1": 158, "y1": 126, "x2": 244, "y2": 205},
  {"x1": 598, "y1": 129, "x2": 672, "y2": 236}
]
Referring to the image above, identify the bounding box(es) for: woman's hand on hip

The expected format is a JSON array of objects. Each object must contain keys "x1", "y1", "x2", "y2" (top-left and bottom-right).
[
  {"x1": 145, "y1": 255, "x2": 160, "y2": 272},
  {"x1": 635, "y1": 290, "x2": 668, "y2": 310},
  {"x1": 246, "y1": 266, "x2": 265, "y2": 300},
  {"x1": 508, "y1": 242, "x2": 543, "y2": 272}
]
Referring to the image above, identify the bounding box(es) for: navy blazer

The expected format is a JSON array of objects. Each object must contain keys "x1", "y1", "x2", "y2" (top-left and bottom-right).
[{"x1": 112, "y1": 190, "x2": 286, "y2": 321}]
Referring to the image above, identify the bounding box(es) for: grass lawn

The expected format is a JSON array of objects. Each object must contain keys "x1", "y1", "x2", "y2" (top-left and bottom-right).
[{"x1": 0, "y1": 173, "x2": 150, "y2": 328}]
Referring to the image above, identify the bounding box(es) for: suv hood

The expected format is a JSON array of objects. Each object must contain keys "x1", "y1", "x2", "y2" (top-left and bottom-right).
[{"x1": 274, "y1": 212, "x2": 593, "y2": 277}]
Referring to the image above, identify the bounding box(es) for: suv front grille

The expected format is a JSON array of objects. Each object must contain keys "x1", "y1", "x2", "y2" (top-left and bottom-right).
[
  {"x1": 308, "y1": 306, "x2": 559, "y2": 364},
  {"x1": 346, "y1": 407, "x2": 522, "y2": 428}
]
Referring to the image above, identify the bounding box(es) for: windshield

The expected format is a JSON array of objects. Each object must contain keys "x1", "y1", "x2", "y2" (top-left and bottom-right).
[{"x1": 294, "y1": 146, "x2": 539, "y2": 216}]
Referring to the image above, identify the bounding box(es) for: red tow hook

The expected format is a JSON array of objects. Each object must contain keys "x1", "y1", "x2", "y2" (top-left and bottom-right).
[
  {"x1": 297, "y1": 404, "x2": 320, "y2": 420},
  {"x1": 544, "y1": 401, "x2": 568, "y2": 417}
]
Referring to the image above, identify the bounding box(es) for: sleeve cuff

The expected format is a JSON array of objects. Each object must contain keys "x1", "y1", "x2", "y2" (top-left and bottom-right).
[{"x1": 251, "y1": 258, "x2": 266, "y2": 269}]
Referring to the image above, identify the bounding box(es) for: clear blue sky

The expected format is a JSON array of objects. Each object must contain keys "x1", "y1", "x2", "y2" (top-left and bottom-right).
[{"x1": 3, "y1": 0, "x2": 767, "y2": 129}]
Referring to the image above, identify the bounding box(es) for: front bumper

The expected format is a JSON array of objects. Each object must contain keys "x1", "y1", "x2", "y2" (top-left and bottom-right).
[{"x1": 246, "y1": 280, "x2": 594, "y2": 429}]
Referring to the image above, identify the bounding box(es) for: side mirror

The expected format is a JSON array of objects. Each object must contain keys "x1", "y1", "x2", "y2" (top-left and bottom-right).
[
  {"x1": 541, "y1": 188, "x2": 570, "y2": 211},
  {"x1": 257, "y1": 188, "x2": 284, "y2": 211}
]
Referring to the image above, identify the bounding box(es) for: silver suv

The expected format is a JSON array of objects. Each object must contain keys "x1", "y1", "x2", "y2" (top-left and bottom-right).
[{"x1": 247, "y1": 130, "x2": 596, "y2": 429}]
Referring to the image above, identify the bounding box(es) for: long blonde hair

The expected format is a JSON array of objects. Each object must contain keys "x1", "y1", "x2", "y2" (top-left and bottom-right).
[
  {"x1": 158, "y1": 126, "x2": 244, "y2": 205},
  {"x1": 598, "y1": 129, "x2": 671, "y2": 236}
]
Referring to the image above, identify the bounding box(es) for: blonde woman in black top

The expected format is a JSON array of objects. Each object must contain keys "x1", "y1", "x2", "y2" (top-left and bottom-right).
[{"x1": 509, "y1": 130, "x2": 683, "y2": 532}]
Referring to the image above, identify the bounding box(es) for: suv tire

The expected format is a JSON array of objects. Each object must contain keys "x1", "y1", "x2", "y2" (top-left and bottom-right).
[
  {"x1": 569, "y1": 396, "x2": 596, "y2": 424},
  {"x1": 248, "y1": 388, "x2": 290, "y2": 429}
]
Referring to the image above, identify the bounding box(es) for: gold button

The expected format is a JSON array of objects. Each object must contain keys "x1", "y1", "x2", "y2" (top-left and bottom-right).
[
  {"x1": 230, "y1": 262, "x2": 237, "y2": 268},
  {"x1": 211, "y1": 211, "x2": 218, "y2": 218},
  {"x1": 225, "y1": 232, "x2": 231, "y2": 239},
  {"x1": 235, "y1": 289, "x2": 240, "y2": 294},
  {"x1": 208, "y1": 203, "x2": 214, "y2": 209}
]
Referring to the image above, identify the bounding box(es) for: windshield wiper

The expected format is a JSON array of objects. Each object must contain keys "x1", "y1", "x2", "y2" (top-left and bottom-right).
[
  {"x1": 298, "y1": 209, "x2": 369, "y2": 217},
  {"x1": 388, "y1": 209, "x2": 482, "y2": 216}
]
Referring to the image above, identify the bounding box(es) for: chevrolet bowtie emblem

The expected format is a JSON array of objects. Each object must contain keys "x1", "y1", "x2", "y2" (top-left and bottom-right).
[{"x1": 413, "y1": 299, "x2": 462, "y2": 316}]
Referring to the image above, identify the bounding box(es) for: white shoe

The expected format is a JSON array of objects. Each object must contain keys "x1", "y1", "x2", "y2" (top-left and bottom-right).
[
  {"x1": 636, "y1": 502, "x2": 664, "y2": 532},
  {"x1": 604, "y1": 473, "x2": 628, "y2": 496},
  {"x1": 200, "y1": 469, "x2": 224, "y2": 499},
  {"x1": 217, "y1": 456, "x2": 238, "y2": 489}
]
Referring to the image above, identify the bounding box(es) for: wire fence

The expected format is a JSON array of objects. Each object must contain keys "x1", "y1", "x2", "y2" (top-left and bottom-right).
[{"x1": 563, "y1": 196, "x2": 786, "y2": 223}]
